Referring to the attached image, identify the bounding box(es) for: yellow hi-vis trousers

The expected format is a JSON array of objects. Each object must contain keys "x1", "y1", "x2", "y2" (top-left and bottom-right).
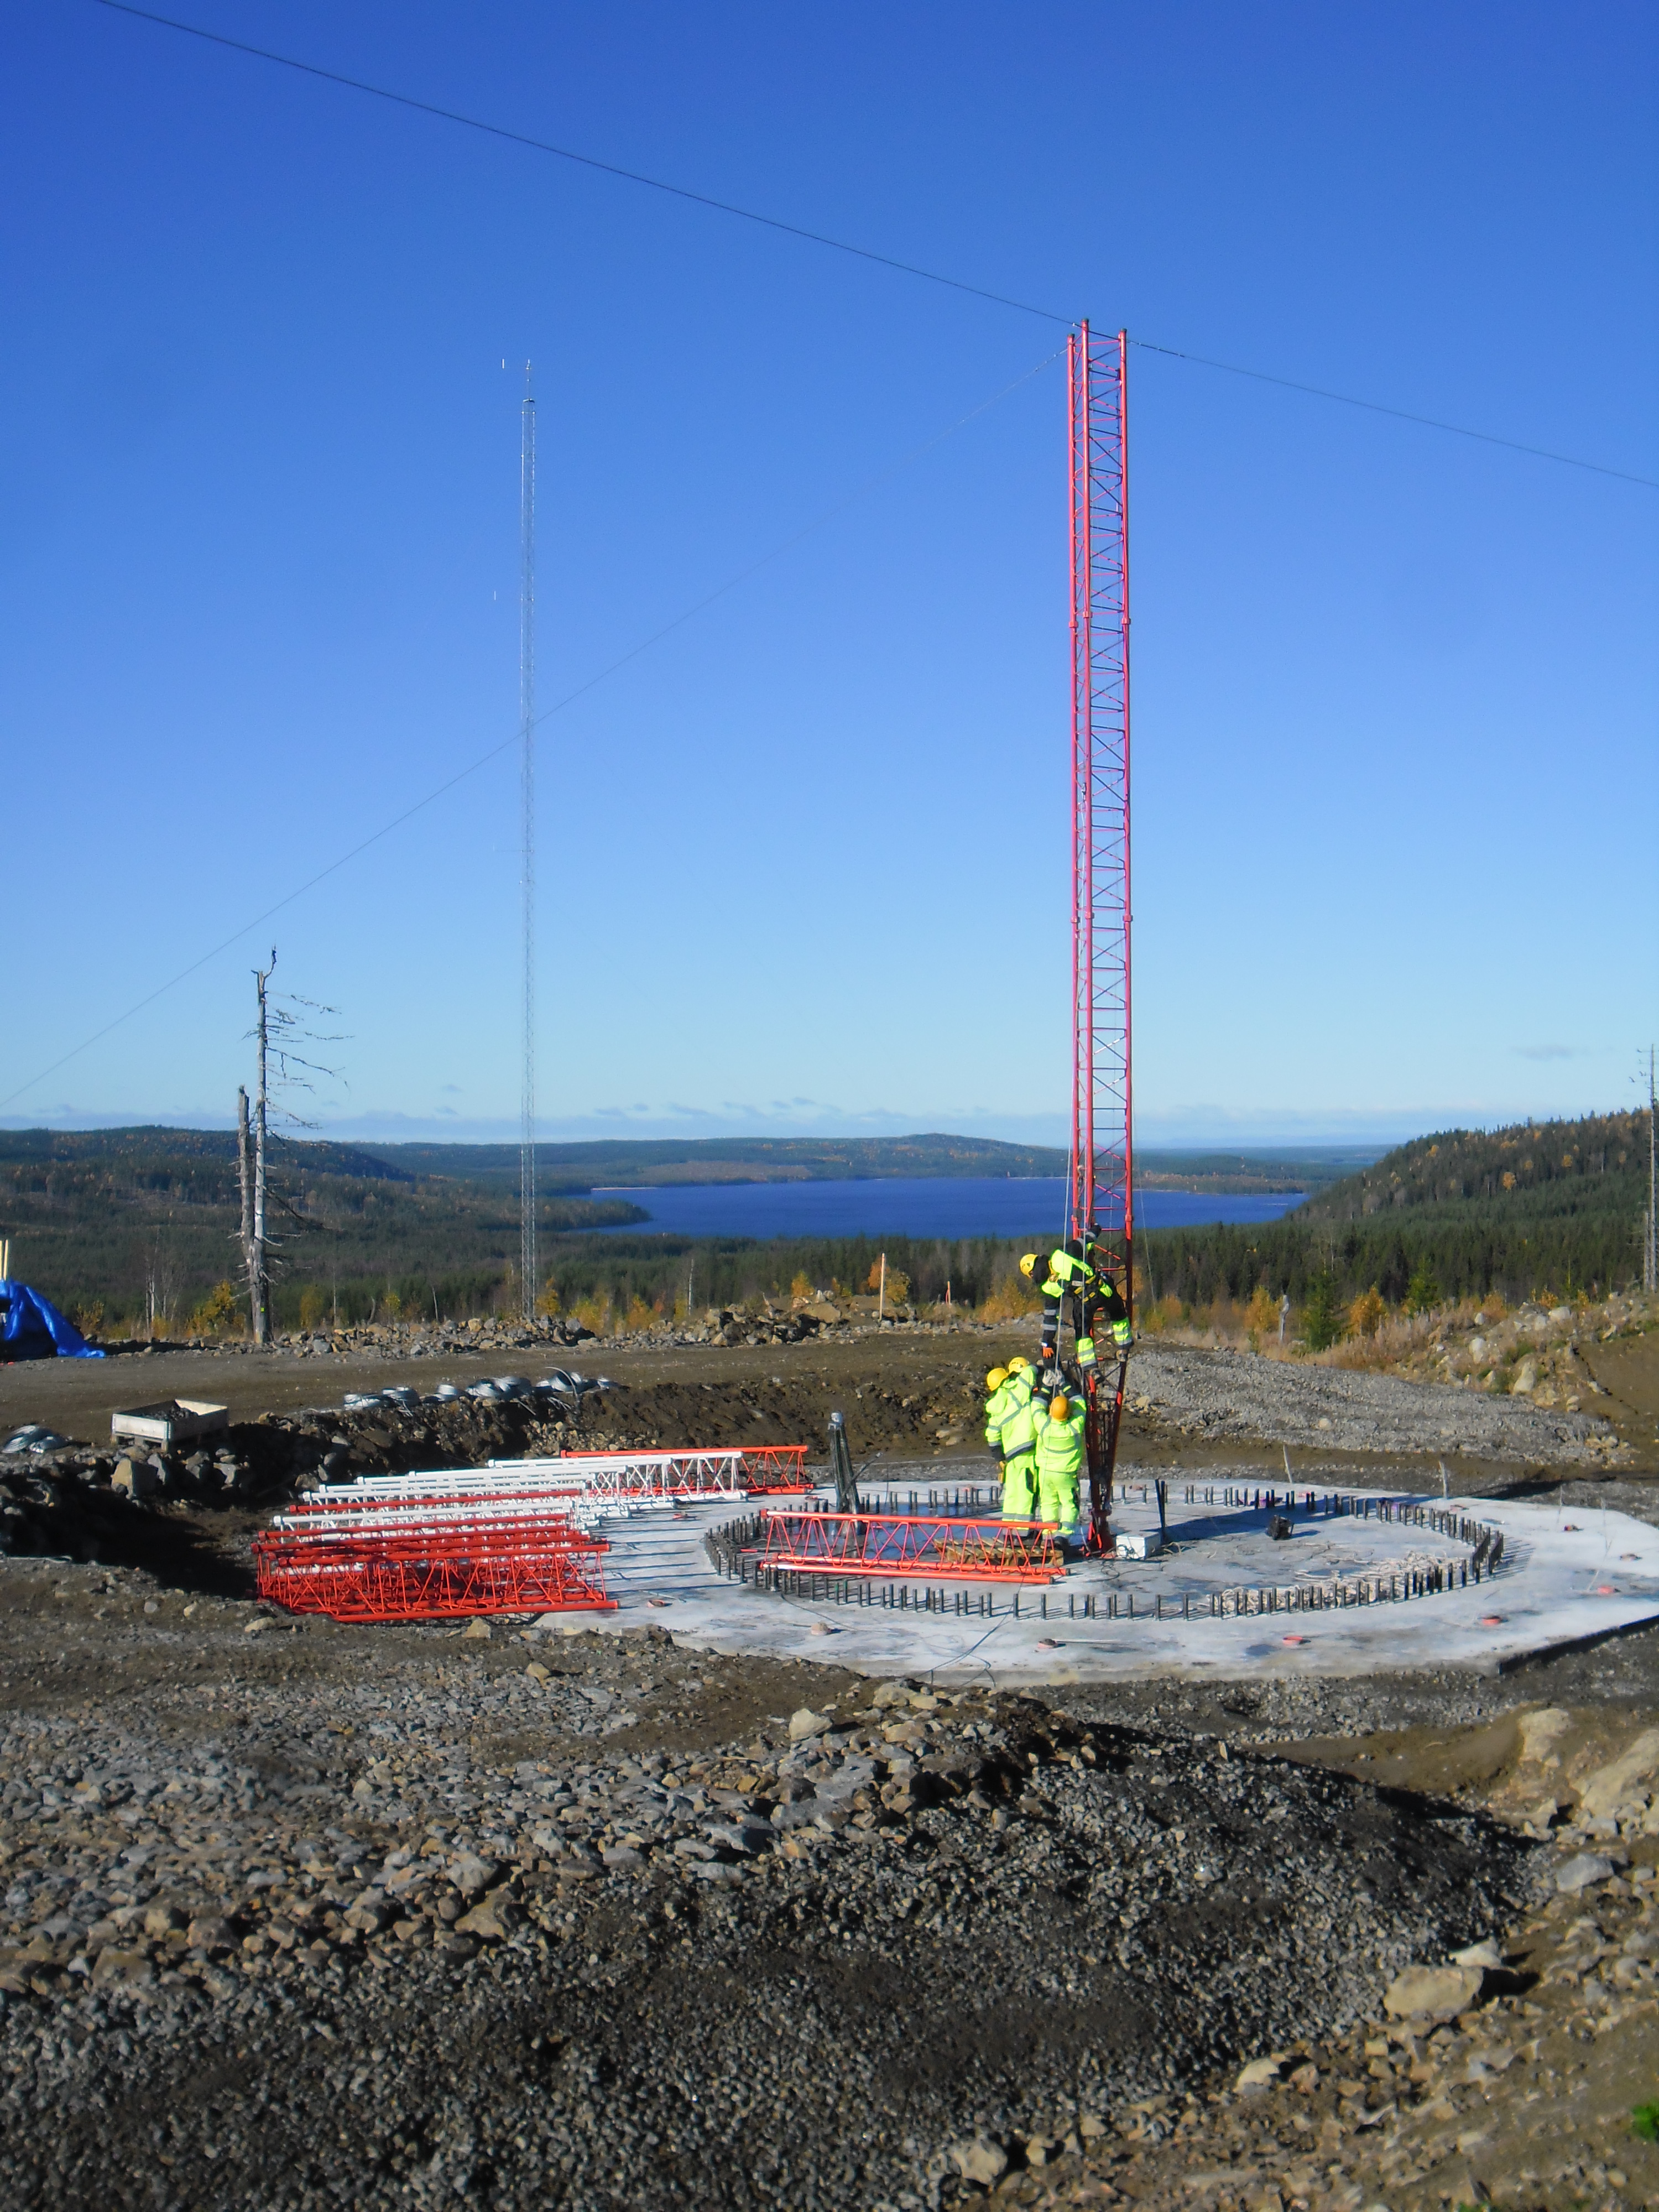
[
  {"x1": 1037, "y1": 1464, "x2": 1081, "y2": 1541},
  {"x1": 1000, "y1": 1451, "x2": 1037, "y2": 1521}
]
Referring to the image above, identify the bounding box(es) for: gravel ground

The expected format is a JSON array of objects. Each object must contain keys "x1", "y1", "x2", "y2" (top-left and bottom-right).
[
  {"x1": 1, "y1": 1335, "x2": 1655, "y2": 2209},
  {"x1": 1130, "y1": 1343, "x2": 1618, "y2": 1465},
  {"x1": 0, "y1": 1561, "x2": 1541, "y2": 2210}
]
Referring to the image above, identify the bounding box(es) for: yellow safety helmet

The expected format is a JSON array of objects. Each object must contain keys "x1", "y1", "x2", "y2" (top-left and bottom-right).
[
  {"x1": 1007, "y1": 1356, "x2": 1030, "y2": 1374},
  {"x1": 1018, "y1": 1252, "x2": 1040, "y2": 1280},
  {"x1": 985, "y1": 1366, "x2": 1009, "y2": 1391},
  {"x1": 1049, "y1": 1394, "x2": 1071, "y2": 1421}
]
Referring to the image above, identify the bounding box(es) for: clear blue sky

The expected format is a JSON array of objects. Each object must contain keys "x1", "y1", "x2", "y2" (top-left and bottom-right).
[{"x1": 3, "y1": 2, "x2": 1655, "y2": 1150}]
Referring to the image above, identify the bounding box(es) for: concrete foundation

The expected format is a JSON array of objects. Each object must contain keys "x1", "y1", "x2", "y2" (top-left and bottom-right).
[{"x1": 564, "y1": 1465, "x2": 1659, "y2": 1686}]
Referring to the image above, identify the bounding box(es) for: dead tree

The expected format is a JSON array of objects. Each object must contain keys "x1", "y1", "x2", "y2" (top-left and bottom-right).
[{"x1": 237, "y1": 950, "x2": 342, "y2": 1345}]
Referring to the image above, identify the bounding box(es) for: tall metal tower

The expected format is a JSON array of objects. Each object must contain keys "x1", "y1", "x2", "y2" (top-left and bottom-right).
[
  {"x1": 519, "y1": 366, "x2": 538, "y2": 1324},
  {"x1": 1067, "y1": 322, "x2": 1133, "y2": 1545}
]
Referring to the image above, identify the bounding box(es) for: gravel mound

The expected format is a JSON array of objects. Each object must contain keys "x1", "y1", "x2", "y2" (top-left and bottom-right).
[{"x1": 1133, "y1": 1342, "x2": 1616, "y2": 1463}]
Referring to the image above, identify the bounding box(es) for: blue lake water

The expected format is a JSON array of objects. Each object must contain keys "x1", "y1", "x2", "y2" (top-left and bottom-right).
[{"x1": 592, "y1": 1176, "x2": 1306, "y2": 1243}]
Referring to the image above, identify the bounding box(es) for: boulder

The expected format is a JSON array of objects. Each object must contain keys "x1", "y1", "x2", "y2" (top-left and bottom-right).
[
  {"x1": 1235, "y1": 2054, "x2": 1289, "y2": 2093},
  {"x1": 1384, "y1": 1964, "x2": 1483, "y2": 2019},
  {"x1": 1578, "y1": 1730, "x2": 1659, "y2": 1819},
  {"x1": 947, "y1": 2137, "x2": 1009, "y2": 2187},
  {"x1": 111, "y1": 1457, "x2": 159, "y2": 1499},
  {"x1": 91, "y1": 1946, "x2": 155, "y2": 1989},
  {"x1": 448, "y1": 1852, "x2": 500, "y2": 1896},
  {"x1": 1555, "y1": 1852, "x2": 1617, "y2": 1894},
  {"x1": 787, "y1": 1707, "x2": 831, "y2": 1743}
]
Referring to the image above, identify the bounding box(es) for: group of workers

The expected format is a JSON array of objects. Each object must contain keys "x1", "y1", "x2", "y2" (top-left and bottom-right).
[{"x1": 980, "y1": 1237, "x2": 1134, "y2": 1555}]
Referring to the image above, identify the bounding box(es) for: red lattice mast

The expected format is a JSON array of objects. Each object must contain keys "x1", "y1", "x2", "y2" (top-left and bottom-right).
[{"x1": 1068, "y1": 323, "x2": 1133, "y2": 1543}]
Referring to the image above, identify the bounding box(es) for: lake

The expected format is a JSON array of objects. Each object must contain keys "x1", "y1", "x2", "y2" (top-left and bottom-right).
[{"x1": 592, "y1": 1175, "x2": 1306, "y2": 1243}]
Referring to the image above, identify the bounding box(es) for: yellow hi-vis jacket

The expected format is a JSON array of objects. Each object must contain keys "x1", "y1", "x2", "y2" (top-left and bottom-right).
[
  {"x1": 983, "y1": 1379, "x2": 1015, "y2": 1447},
  {"x1": 1038, "y1": 1246, "x2": 1095, "y2": 1301},
  {"x1": 985, "y1": 1370, "x2": 1032, "y2": 1451},
  {"x1": 1034, "y1": 1399, "x2": 1087, "y2": 1485},
  {"x1": 997, "y1": 1390, "x2": 1040, "y2": 1467}
]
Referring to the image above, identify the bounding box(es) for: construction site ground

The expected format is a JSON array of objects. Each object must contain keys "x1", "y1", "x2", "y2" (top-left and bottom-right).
[{"x1": 4, "y1": 1325, "x2": 1659, "y2": 2208}]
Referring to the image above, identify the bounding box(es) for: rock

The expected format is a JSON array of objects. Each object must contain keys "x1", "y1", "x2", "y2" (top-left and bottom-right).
[
  {"x1": 452, "y1": 1904, "x2": 508, "y2": 1939},
  {"x1": 91, "y1": 1946, "x2": 155, "y2": 1989},
  {"x1": 1385, "y1": 1965, "x2": 1483, "y2": 2019},
  {"x1": 947, "y1": 2137, "x2": 1008, "y2": 2187},
  {"x1": 788, "y1": 1707, "x2": 831, "y2": 1743},
  {"x1": 142, "y1": 1905, "x2": 185, "y2": 1938},
  {"x1": 186, "y1": 1915, "x2": 236, "y2": 1953},
  {"x1": 1235, "y1": 2054, "x2": 1290, "y2": 2092},
  {"x1": 449, "y1": 1853, "x2": 500, "y2": 1896},
  {"x1": 1451, "y1": 1940, "x2": 1504, "y2": 1969},
  {"x1": 1517, "y1": 1707, "x2": 1573, "y2": 1763},
  {"x1": 1549, "y1": 1306, "x2": 1574, "y2": 1323},
  {"x1": 110, "y1": 1457, "x2": 158, "y2": 1499},
  {"x1": 1555, "y1": 1851, "x2": 1616, "y2": 1894},
  {"x1": 869, "y1": 1682, "x2": 912, "y2": 1709},
  {"x1": 461, "y1": 1618, "x2": 492, "y2": 1640},
  {"x1": 1510, "y1": 1358, "x2": 1539, "y2": 1395},
  {"x1": 704, "y1": 1820, "x2": 773, "y2": 1857},
  {"x1": 601, "y1": 1846, "x2": 643, "y2": 1870},
  {"x1": 1578, "y1": 1729, "x2": 1659, "y2": 1818}
]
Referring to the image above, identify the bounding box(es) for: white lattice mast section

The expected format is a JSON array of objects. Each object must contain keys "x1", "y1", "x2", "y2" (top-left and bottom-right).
[{"x1": 519, "y1": 367, "x2": 538, "y2": 1323}]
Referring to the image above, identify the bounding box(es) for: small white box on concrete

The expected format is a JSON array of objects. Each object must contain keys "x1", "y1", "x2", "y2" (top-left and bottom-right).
[{"x1": 1113, "y1": 1528, "x2": 1162, "y2": 1559}]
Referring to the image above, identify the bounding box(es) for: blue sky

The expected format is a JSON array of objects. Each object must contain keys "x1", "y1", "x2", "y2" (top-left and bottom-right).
[{"x1": 2, "y1": 1, "x2": 1655, "y2": 1150}]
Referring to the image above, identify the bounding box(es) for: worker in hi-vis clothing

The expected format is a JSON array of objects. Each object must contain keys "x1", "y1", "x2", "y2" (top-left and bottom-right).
[
  {"x1": 1019, "y1": 1237, "x2": 1132, "y2": 1370},
  {"x1": 994, "y1": 1371, "x2": 1041, "y2": 1521},
  {"x1": 982, "y1": 1366, "x2": 1013, "y2": 1451},
  {"x1": 1032, "y1": 1389, "x2": 1088, "y2": 1552}
]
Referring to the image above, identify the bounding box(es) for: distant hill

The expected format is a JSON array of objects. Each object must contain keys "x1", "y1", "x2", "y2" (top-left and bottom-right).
[
  {"x1": 366, "y1": 1134, "x2": 1373, "y2": 1195},
  {"x1": 373, "y1": 1133, "x2": 1070, "y2": 1189},
  {"x1": 0, "y1": 1125, "x2": 646, "y2": 1332},
  {"x1": 1300, "y1": 1113, "x2": 1650, "y2": 1230},
  {"x1": 1135, "y1": 1109, "x2": 1652, "y2": 1312}
]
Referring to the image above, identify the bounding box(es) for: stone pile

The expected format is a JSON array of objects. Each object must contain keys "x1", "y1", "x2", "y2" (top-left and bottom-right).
[{"x1": 0, "y1": 1560, "x2": 1542, "y2": 2210}]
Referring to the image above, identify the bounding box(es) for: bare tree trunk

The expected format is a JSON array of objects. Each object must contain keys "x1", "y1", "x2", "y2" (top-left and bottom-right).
[{"x1": 237, "y1": 1085, "x2": 256, "y2": 1334}]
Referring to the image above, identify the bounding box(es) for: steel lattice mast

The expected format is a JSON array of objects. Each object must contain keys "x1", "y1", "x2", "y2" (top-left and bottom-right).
[
  {"x1": 1067, "y1": 323, "x2": 1133, "y2": 1544},
  {"x1": 519, "y1": 367, "x2": 538, "y2": 1324}
]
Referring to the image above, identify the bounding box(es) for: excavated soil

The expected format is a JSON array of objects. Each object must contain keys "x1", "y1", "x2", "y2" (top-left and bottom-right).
[{"x1": 3, "y1": 1333, "x2": 1659, "y2": 2208}]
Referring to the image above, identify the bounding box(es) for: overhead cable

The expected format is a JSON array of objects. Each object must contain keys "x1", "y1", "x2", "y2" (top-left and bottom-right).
[
  {"x1": 1131, "y1": 340, "x2": 1659, "y2": 491},
  {"x1": 87, "y1": 1, "x2": 1656, "y2": 490},
  {"x1": 0, "y1": 346, "x2": 1064, "y2": 1110},
  {"x1": 88, "y1": 0, "x2": 1073, "y2": 327}
]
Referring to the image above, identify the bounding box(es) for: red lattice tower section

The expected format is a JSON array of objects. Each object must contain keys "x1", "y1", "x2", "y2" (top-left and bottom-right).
[
  {"x1": 758, "y1": 1509, "x2": 1063, "y2": 1585},
  {"x1": 252, "y1": 1505, "x2": 613, "y2": 1623},
  {"x1": 1068, "y1": 322, "x2": 1134, "y2": 1548}
]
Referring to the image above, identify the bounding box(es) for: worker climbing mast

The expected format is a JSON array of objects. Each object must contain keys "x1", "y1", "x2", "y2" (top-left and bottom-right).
[{"x1": 1068, "y1": 322, "x2": 1134, "y2": 1550}]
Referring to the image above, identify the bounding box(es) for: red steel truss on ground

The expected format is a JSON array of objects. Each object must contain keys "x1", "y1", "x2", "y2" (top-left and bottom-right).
[
  {"x1": 1068, "y1": 321, "x2": 1134, "y2": 1547},
  {"x1": 758, "y1": 1509, "x2": 1063, "y2": 1584},
  {"x1": 252, "y1": 1509, "x2": 612, "y2": 1621}
]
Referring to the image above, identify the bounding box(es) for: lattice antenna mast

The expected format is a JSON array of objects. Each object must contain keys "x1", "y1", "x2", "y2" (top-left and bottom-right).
[
  {"x1": 1067, "y1": 324, "x2": 1133, "y2": 1543},
  {"x1": 519, "y1": 365, "x2": 538, "y2": 1324}
]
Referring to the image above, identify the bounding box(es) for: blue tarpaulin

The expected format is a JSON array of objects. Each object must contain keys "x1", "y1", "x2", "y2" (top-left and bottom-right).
[{"x1": 0, "y1": 1280, "x2": 104, "y2": 1360}]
